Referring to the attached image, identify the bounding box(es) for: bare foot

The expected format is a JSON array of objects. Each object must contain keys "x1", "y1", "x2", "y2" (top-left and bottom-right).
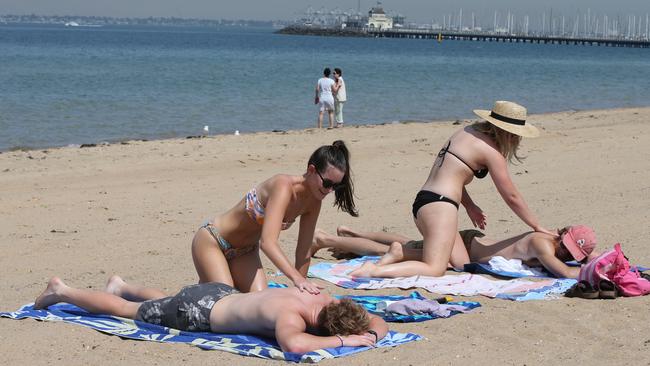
[
  {"x1": 309, "y1": 229, "x2": 329, "y2": 257},
  {"x1": 104, "y1": 275, "x2": 127, "y2": 296},
  {"x1": 34, "y1": 277, "x2": 65, "y2": 309},
  {"x1": 336, "y1": 225, "x2": 358, "y2": 237},
  {"x1": 349, "y1": 261, "x2": 378, "y2": 278},
  {"x1": 378, "y1": 242, "x2": 404, "y2": 265}
]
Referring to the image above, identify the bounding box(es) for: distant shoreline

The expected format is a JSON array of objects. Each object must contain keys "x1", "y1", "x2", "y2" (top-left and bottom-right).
[{"x1": 0, "y1": 14, "x2": 287, "y2": 28}]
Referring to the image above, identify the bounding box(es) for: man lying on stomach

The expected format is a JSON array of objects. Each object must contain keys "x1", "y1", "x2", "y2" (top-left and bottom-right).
[{"x1": 34, "y1": 275, "x2": 388, "y2": 353}]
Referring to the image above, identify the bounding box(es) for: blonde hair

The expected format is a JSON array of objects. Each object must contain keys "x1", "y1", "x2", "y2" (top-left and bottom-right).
[{"x1": 471, "y1": 121, "x2": 523, "y2": 163}]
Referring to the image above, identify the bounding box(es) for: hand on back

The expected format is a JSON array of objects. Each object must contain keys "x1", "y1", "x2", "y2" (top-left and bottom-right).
[{"x1": 294, "y1": 278, "x2": 322, "y2": 294}]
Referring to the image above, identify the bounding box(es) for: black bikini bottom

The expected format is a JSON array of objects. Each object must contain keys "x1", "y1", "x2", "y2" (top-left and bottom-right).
[{"x1": 412, "y1": 190, "x2": 459, "y2": 219}]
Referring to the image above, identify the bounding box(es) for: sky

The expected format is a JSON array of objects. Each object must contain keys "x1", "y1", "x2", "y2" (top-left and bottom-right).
[{"x1": 1, "y1": 0, "x2": 649, "y2": 24}]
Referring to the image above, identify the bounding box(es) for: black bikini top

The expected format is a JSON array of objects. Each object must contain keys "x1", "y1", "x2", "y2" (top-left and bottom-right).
[{"x1": 437, "y1": 141, "x2": 489, "y2": 179}]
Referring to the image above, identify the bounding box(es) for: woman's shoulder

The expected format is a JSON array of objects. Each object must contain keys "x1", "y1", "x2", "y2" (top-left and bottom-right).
[
  {"x1": 461, "y1": 126, "x2": 498, "y2": 149},
  {"x1": 261, "y1": 174, "x2": 302, "y2": 194}
]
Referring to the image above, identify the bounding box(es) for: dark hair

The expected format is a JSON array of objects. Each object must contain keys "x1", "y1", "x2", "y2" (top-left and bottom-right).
[
  {"x1": 317, "y1": 298, "x2": 370, "y2": 336},
  {"x1": 308, "y1": 140, "x2": 358, "y2": 217},
  {"x1": 334, "y1": 68, "x2": 342, "y2": 76},
  {"x1": 323, "y1": 68, "x2": 331, "y2": 77}
]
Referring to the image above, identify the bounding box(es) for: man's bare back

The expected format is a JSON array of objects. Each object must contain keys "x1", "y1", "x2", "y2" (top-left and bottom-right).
[{"x1": 210, "y1": 287, "x2": 332, "y2": 337}]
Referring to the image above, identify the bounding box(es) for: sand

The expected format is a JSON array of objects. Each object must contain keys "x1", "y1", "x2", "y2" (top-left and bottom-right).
[{"x1": 1, "y1": 107, "x2": 649, "y2": 365}]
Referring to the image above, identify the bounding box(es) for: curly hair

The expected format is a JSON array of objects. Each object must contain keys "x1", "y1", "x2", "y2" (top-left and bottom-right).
[{"x1": 317, "y1": 298, "x2": 370, "y2": 336}]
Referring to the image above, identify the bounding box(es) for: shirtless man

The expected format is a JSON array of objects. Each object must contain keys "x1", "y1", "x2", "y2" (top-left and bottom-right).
[
  {"x1": 34, "y1": 276, "x2": 388, "y2": 354},
  {"x1": 312, "y1": 225, "x2": 596, "y2": 279}
]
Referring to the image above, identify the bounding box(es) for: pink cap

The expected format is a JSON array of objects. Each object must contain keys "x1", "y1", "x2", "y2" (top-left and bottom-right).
[{"x1": 561, "y1": 225, "x2": 597, "y2": 261}]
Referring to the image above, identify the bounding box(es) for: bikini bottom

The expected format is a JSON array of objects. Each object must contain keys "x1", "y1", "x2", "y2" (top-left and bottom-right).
[
  {"x1": 200, "y1": 221, "x2": 258, "y2": 260},
  {"x1": 411, "y1": 190, "x2": 459, "y2": 219}
]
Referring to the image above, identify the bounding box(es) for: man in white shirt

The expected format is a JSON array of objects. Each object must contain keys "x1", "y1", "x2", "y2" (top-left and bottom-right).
[{"x1": 315, "y1": 68, "x2": 335, "y2": 128}]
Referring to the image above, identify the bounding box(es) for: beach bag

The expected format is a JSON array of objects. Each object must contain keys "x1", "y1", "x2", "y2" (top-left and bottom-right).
[{"x1": 578, "y1": 243, "x2": 650, "y2": 297}]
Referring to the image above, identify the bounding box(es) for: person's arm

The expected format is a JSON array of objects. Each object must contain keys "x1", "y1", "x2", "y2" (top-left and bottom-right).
[
  {"x1": 294, "y1": 203, "x2": 321, "y2": 277},
  {"x1": 486, "y1": 153, "x2": 555, "y2": 236},
  {"x1": 461, "y1": 187, "x2": 486, "y2": 230},
  {"x1": 536, "y1": 252, "x2": 581, "y2": 278},
  {"x1": 365, "y1": 314, "x2": 389, "y2": 342},
  {"x1": 332, "y1": 79, "x2": 340, "y2": 94},
  {"x1": 314, "y1": 83, "x2": 320, "y2": 104},
  {"x1": 276, "y1": 312, "x2": 378, "y2": 353},
  {"x1": 531, "y1": 237, "x2": 580, "y2": 278},
  {"x1": 259, "y1": 178, "x2": 320, "y2": 294}
]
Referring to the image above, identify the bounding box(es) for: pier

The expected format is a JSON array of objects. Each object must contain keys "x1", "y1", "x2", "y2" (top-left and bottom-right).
[
  {"x1": 368, "y1": 29, "x2": 650, "y2": 48},
  {"x1": 282, "y1": 3, "x2": 650, "y2": 49},
  {"x1": 277, "y1": 26, "x2": 650, "y2": 49}
]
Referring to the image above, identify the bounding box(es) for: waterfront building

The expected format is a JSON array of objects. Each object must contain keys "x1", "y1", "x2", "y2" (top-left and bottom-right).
[{"x1": 367, "y1": 4, "x2": 393, "y2": 30}]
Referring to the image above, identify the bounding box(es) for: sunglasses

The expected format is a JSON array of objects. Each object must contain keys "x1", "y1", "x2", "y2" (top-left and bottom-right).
[{"x1": 315, "y1": 169, "x2": 345, "y2": 190}]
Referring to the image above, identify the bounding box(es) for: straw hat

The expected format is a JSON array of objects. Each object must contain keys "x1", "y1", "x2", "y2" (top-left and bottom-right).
[{"x1": 473, "y1": 101, "x2": 540, "y2": 138}]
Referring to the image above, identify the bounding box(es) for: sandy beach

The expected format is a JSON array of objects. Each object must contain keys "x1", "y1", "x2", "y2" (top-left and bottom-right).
[{"x1": 1, "y1": 106, "x2": 649, "y2": 365}]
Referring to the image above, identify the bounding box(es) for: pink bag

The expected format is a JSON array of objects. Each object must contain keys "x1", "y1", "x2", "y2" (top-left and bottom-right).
[{"x1": 578, "y1": 243, "x2": 650, "y2": 297}]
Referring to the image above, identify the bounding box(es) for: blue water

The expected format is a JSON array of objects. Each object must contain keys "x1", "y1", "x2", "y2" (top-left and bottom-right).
[{"x1": 1, "y1": 24, "x2": 649, "y2": 151}]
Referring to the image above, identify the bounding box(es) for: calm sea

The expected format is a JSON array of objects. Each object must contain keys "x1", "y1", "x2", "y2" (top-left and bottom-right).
[{"x1": 1, "y1": 24, "x2": 649, "y2": 151}]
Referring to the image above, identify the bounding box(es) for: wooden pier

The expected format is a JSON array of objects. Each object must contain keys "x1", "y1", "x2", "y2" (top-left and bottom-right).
[
  {"x1": 277, "y1": 26, "x2": 650, "y2": 48},
  {"x1": 368, "y1": 29, "x2": 650, "y2": 48}
]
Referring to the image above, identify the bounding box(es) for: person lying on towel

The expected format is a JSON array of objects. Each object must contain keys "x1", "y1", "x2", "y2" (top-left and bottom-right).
[
  {"x1": 311, "y1": 225, "x2": 597, "y2": 279},
  {"x1": 34, "y1": 275, "x2": 388, "y2": 353}
]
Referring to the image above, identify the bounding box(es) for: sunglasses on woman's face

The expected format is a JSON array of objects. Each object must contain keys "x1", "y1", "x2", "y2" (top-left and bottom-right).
[{"x1": 316, "y1": 169, "x2": 345, "y2": 190}]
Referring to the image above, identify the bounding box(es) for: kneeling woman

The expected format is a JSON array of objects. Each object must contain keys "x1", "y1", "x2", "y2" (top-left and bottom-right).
[
  {"x1": 352, "y1": 101, "x2": 554, "y2": 278},
  {"x1": 193, "y1": 141, "x2": 356, "y2": 294}
]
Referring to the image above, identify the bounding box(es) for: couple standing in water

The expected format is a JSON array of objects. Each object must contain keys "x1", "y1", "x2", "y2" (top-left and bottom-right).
[{"x1": 315, "y1": 67, "x2": 346, "y2": 129}]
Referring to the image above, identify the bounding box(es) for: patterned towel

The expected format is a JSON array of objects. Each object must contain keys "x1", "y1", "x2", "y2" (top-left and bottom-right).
[
  {"x1": 341, "y1": 291, "x2": 480, "y2": 322},
  {"x1": 0, "y1": 302, "x2": 420, "y2": 363},
  {"x1": 309, "y1": 256, "x2": 577, "y2": 301}
]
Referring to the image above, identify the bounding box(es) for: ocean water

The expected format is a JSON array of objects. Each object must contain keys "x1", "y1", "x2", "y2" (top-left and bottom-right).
[{"x1": 1, "y1": 24, "x2": 649, "y2": 151}]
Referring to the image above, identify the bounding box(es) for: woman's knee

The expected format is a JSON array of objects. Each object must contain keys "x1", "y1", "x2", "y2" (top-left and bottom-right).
[
  {"x1": 420, "y1": 255, "x2": 451, "y2": 276},
  {"x1": 425, "y1": 263, "x2": 448, "y2": 277}
]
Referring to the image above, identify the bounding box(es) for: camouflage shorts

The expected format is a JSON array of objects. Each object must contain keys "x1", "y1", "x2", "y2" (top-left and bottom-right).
[{"x1": 135, "y1": 282, "x2": 239, "y2": 332}]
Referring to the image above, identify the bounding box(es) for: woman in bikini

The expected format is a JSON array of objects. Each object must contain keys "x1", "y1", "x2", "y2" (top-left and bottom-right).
[
  {"x1": 351, "y1": 101, "x2": 555, "y2": 278},
  {"x1": 192, "y1": 141, "x2": 357, "y2": 294}
]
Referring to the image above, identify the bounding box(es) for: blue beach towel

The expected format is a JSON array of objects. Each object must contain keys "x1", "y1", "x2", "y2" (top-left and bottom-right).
[
  {"x1": 340, "y1": 291, "x2": 481, "y2": 322},
  {"x1": 0, "y1": 302, "x2": 420, "y2": 363}
]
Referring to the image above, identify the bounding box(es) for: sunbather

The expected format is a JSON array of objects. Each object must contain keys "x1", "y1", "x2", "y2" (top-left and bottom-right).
[
  {"x1": 34, "y1": 275, "x2": 388, "y2": 354},
  {"x1": 312, "y1": 225, "x2": 596, "y2": 278}
]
